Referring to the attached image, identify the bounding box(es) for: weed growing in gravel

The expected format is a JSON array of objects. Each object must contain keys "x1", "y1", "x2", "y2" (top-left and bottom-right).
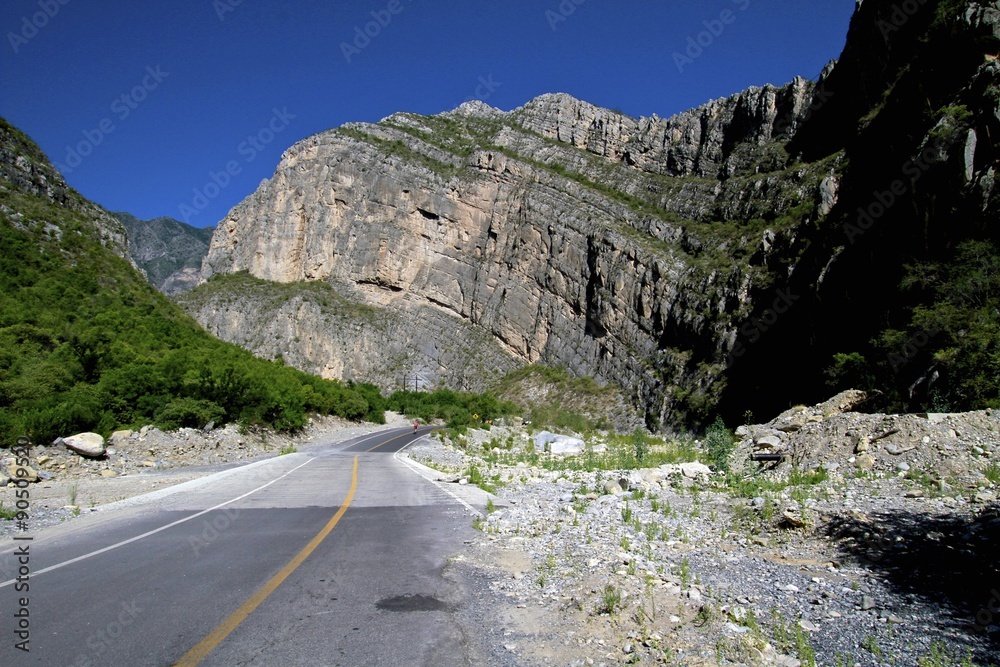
[
  {"x1": 771, "y1": 611, "x2": 816, "y2": 667},
  {"x1": 694, "y1": 604, "x2": 716, "y2": 626},
  {"x1": 621, "y1": 502, "x2": 633, "y2": 523},
  {"x1": 479, "y1": 434, "x2": 699, "y2": 472},
  {"x1": 982, "y1": 463, "x2": 1000, "y2": 485},
  {"x1": 905, "y1": 467, "x2": 946, "y2": 496},
  {"x1": 862, "y1": 634, "x2": 882, "y2": 658},
  {"x1": 635, "y1": 579, "x2": 658, "y2": 627},
  {"x1": 632, "y1": 429, "x2": 649, "y2": 463},
  {"x1": 725, "y1": 467, "x2": 827, "y2": 499},
  {"x1": 678, "y1": 557, "x2": 691, "y2": 587},
  {"x1": 729, "y1": 497, "x2": 777, "y2": 536},
  {"x1": 278, "y1": 444, "x2": 296, "y2": 455},
  {"x1": 597, "y1": 584, "x2": 622, "y2": 615},
  {"x1": 465, "y1": 464, "x2": 502, "y2": 494},
  {"x1": 918, "y1": 641, "x2": 983, "y2": 666},
  {"x1": 735, "y1": 608, "x2": 761, "y2": 635},
  {"x1": 642, "y1": 521, "x2": 665, "y2": 541},
  {"x1": 0, "y1": 502, "x2": 17, "y2": 520},
  {"x1": 68, "y1": 483, "x2": 78, "y2": 506}
]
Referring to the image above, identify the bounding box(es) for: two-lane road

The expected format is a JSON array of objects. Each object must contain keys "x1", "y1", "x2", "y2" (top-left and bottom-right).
[{"x1": 0, "y1": 426, "x2": 492, "y2": 666}]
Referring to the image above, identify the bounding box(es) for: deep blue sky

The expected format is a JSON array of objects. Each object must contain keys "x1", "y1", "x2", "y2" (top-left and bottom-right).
[{"x1": 1, "y1": 0, "x2": 855, "y2": 228}]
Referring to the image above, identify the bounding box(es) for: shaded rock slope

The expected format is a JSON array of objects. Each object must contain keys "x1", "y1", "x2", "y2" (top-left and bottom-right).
[{"x1": 189, "y1": 0, "x2": 1000, "y2": 428}]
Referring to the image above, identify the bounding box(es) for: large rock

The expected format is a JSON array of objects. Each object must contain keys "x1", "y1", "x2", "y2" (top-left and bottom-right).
[
  {"x1": 815, "y1": 390, "x2": 869, "y2": 417},
  {"x1": 602, "y1": 479, "x2": 623, "y2": 495},
  {"x1": 680, "y1": 462, "x2": 713, "y2": 479},
  {"x1": 63, "y1": 432, "x2": 107, "y2": 458},
  {"x1": 755, "y1": 434, "x2": 784, "y2": 450},
  {"x1": 534, "y1": 431, "x2": 585, "y2": 455},
  {"x1": 6, "y1": 463, "x2": 38, "y2": 483},
  {"x1": 186, "y1": 79, "x2": 827, "y2": 426}
]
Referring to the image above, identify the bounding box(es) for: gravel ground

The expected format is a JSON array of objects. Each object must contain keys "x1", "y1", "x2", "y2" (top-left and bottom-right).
[{"x1": 406, "y1": 404, "x2": 1000, "y2": 667}]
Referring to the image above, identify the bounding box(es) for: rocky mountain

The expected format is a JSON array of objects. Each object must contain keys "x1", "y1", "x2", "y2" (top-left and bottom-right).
[
  {"x1": 113, "y1": 212, "x2": 214, "y2": 294},
  {"x1": 187, "y1": 0, "x2": 1000, "y2": 429}
]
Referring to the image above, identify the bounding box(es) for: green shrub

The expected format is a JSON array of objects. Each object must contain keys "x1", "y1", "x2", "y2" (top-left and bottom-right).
[
  {"x1": 386, "y1": 389, "x2": 517, "y2": 428},
  {"x1": 704, "y1": 417, "x2": 735, "y2": 473},
  {"x1": 155, "y1": 398, "x2": 226, "y2": 431}
]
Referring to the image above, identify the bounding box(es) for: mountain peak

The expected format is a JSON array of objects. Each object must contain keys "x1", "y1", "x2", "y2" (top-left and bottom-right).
[{"x1": 444, "y1": 99, "x2": 505, "y2": 119}]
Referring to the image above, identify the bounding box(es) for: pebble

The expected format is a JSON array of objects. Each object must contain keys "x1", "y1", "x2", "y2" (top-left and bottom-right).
[{"x1": 799, "y1": 619, "x2": 820, "y2": 632}]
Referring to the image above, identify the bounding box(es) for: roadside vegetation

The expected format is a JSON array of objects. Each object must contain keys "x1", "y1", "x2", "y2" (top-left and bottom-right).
[{"x1": 386, "y1": 388, "x2": 518, "y2": 429}]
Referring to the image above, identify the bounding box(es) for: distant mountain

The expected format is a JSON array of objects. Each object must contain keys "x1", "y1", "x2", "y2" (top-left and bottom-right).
[{"x1": 113, "y1": 212, "x2": 214, "y2": 294}]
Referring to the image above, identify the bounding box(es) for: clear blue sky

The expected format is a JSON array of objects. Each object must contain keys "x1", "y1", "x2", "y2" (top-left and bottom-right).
[{"x1": 1, "y1": 0, "x2": 855, "y2": 228}]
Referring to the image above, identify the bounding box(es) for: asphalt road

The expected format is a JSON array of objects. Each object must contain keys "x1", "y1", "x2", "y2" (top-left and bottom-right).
[{"x1": 0, "y1": 426, "x2": 492, "y2": 666}]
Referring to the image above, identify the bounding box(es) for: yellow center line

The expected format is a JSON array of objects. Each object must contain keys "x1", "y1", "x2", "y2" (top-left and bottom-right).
[
  {"x1": 363, "y1": 429, "x2": 420, "y2": 453},
  {"x1": 173, "y1": 454, "x2": 360, "y2": 667}
]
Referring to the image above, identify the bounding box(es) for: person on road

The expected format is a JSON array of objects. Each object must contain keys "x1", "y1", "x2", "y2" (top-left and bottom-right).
[{"x1": 413, "y1": 421, "x2": 419, "y2": 433}]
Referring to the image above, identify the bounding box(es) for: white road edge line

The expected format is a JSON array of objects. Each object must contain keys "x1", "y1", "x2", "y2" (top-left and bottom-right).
[
  {"x1": 0, "y1": 456, "x2": 320, "y2": 588},
  {"x1": 394, "y1": 439, "x2": 484, "y2": 518}
]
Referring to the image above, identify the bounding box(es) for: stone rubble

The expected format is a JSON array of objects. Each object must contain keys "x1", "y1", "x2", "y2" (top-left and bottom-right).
[{"x1": 408, "y1": 395, "x2": 1000, "y2": 666}]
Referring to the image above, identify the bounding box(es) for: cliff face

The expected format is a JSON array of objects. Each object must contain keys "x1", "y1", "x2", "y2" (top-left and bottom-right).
[
  {"x1": 197, "y1": 82, "x2": 827, "y2": 422},
  {"x1": 192, "y1": 1, "x2": 1000, "y2": 427},
  {"x1": 176, "y1": 272, "x2": 521, "y2": 392}
]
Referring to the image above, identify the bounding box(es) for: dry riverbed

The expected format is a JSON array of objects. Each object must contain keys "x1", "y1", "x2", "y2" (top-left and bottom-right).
[{"x1": 405, "y1": 395, "x2": 1000, "y2": 666}]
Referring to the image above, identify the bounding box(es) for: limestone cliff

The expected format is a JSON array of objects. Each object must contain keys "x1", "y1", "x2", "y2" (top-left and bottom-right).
[{"x1": 189, "y1": 0, "x2": 1000, "y2": 427}]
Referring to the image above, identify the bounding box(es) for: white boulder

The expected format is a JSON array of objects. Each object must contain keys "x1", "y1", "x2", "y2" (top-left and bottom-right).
[
  {"x1": 534, "y1": 431, "x2": 585, "y2": 455},
  {"x1": 63, "y1": 432, "x2": 106, "y2": 458},
  {"x1": 679, "y1": 462, "x2": 713, "y2": 479}
]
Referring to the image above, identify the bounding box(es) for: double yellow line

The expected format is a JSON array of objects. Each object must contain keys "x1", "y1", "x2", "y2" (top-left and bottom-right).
[{"x1": 174, "y1": 429, "x2": 419, "y2": 666}]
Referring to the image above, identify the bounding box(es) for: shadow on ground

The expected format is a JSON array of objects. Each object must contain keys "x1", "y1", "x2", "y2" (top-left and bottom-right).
[{"x1": 822, "y1": 503, "x2": 1000, "y2": 663}]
